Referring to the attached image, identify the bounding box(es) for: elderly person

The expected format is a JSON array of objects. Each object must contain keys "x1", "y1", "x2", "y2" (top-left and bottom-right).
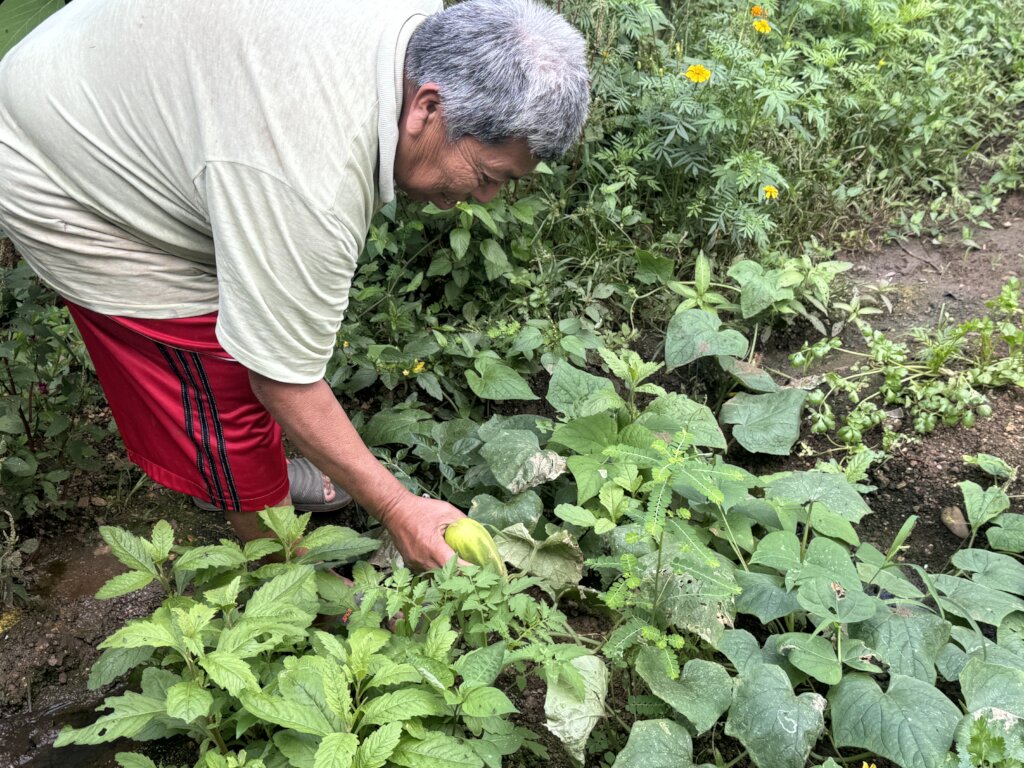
[{"x1": 0, "y1": 0, "x2": 589, "y2": 569}]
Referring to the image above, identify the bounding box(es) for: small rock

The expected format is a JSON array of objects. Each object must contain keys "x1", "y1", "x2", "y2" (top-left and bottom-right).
[
  {"x1": 58, "y1": 672, "x2": 67, "y2": 684},
  {"x1": 91, "y1": 496, "x2": 107, "y2": 507},
  {"x1": 1004, "y1": 221, "x2": 1013, "y2": 228},
  {"x1": 77, "y1": 496, "x2": 90, "y2": 509},
  {"x1": 942, "y1": 506, "x2": 970, "y2": 539},
  {"x1": 47, "y1": 655, "x2": 59, "y2": 667}
]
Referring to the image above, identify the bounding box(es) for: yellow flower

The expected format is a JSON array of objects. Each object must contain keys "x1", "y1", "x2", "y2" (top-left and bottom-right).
[
  {"x1": 402, "y1": 369, "x2": 410, "y2": 376},
  {"x1": 877, "y1": 58, "x2": 887, "y2": 67},
  {"x1": 763, "y1": 184, "x2": 779, "y2": 200},
  {"x1": 753, "y1": 19, "x2": 772, "y2": 33},
  {"x1": 342, "y1": 340, "x2": 350, "y2": 348},
  {"x1": 412, "y1": 361, "x2": 426, "y2": 374},
  {"x1": 861, "y1": 763, "x2": 877, "y2": 768},
  {"x1": 684, "y1": 64, "x2": 712, "y2": 83},
  {"x1": 751, "y1": 5, "x2": 766, "y2": 16}
]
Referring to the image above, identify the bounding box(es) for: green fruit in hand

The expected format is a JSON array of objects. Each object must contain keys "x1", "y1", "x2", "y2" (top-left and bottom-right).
[{"x1": 444, "y1": 518, "x2": 507, "y2": 576}]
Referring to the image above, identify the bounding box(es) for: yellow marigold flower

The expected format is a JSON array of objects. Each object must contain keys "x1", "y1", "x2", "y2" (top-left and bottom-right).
[
  {"x1": 861, "y1": 763, "x2": 877, "y2": 768},
  {"x1": 753, "y1": 19, "x2": 772, "y2": 33},
  {"x1": 751, "y1": 5, "x2": 766, "y2": 16},
  {"x1": 412, "y1": 361, "x2": 426, "y2": 374},
  {"x1": 684, "y1": 64, "x2": 712, "y2": 83},
  {"x1": 763, "y1": 184, "x2": 779, "y2": 200}
]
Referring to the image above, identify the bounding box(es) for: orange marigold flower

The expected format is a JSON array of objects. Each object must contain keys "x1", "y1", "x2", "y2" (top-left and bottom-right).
[
  {"x1": 751, "y1": 5, "x2": 766, "y2": 16},
  {"x1": 763, "y1": 184, "x2": 779, "y2": 200},
  {"x1": 684, "y1": 64, "x2": 712, "y2": 83},
  {"x1": 753, "y1": 19, "x2": 772, "y2": 33}
]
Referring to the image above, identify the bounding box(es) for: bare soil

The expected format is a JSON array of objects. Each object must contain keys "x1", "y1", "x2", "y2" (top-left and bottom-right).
[{"x1": 1, "y1": 192, "x2": 1022, "y2": 768}]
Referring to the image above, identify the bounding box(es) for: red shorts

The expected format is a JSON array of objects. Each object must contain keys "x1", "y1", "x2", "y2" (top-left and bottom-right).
[{"x1": 66, "y1": 301, "x2": 288, "y2": 512}]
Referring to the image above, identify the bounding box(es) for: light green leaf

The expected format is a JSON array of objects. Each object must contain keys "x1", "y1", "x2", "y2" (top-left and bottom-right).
[
  {"x1": 95, "y1": 570, "x2": 156, "y2": 600},
  {"x1": 455, "y1": 643, "x2": 506, "y2": 688},
  {"x1": 829, "y1": 673, "x2": 960, "y2": 768},
  {"x1": 567, "y1": 454, "x2": 607, "y2": 505},
  {"x1": 466, "y1": 359, "x2": 537, "y2": 401},
  {"x1": 848, "y1": 607, "x2": 950, "y2": 684},
  {"x1": 450, "y1": 228, "x2": 471, "y2": 259},
  {"x1": 114, "y1": 754, "x2": 159, "y2": 768},
  {"x1": 718, "y1": 356, "x2": 780, "y2": 393},
  {"x1": 720, "y1": 389, "x2": 807, "y2": 456},
  {"x1": 777, "y1": 633, "x2": 840, "y2": 685},
  {"x1": 959, "y1": 480, "x2": 1010, "y2": 531},
  {"x1": 172, "y1": 543, "x2": 247, "y2": 572},
  {"x1": 461, "y1": 686, "x2": 517, "y2": 718},
  {"x1": 88, "y1": 646, "x2": 155, "y2": 690},
  {"x1": 735, "y1": 571, "x2": 801, "y2": 623},
  {"x1": 0, "y1": 0, "x2": 63, "y2": 60},
  {"x1": 634, "y1": 394, "x2": 727, "y2": 449},
  {"x1": 808, "y1": 504, "x2": 859, "y2": 546},
  {"x1": 546, "y1": 361, "x2": 617, "y2": 420},
  {"x1": 766, "y1": 470, "x2": 872, "y2": 522},
  {"x1": 390, "y1": 734, "x2": 483, "y2": 768},
  {"x1": 150, "y1": 520, "x2": 175, "y2": 561},
  {"x1": 934, "y1": 574, "x2": 1024, "y2": 626},
  {"x1": 612, "y1": 720, "x2": 693, "y2": 768},
  {"x1": 554, "y1": 503, "x2": 597, "y2": 528},
  {"x1": 295, "y1": 526, "x2": 381, "y2": 565},
  {"x1": 238, "y1": 689, "x2": 333, "y2": 736},
  {"x1": 636, "y1": 648, "x2": 732, "y2": 734},
  {"x1": 988, "y1": 514, "x2": 1024, "y2": 553},
  {"x1": 274, "y1": 730, "x2": 320, "y2": 768},
  {"x1": 665, "y1": 309, "x2": 748, "y2": 370},
  {"x1": 165, "y1": 680, "x2": 213, "y2": 724},
  {"x1": 951, "y1": 549, "x2": 1024, "y2": 595},
  {"x1": 353, "y1": 722, "x2": 403, "y2": 768},
  {"x1": 963, "y1": 453, "x2": 1016, "y2": 480},
  {"x1": 544, "y1": 655, "x2": 608, "y2": 764},
  {"x1": 468, "y1": 491, "x2": 543, "y2": 530},
  {"x1": 100, "y1": 526, "x2": 158, "y2": 575},
  {"x1": 550, "y1": 414, "x2": 618, "y2": 455},
  {"x1": 54, "y1": 691, "x2": 166, "y2": 746},
  {"x1": 959, "y1": 658, "x2": 1024, "y2": 717},
  {"x1": 246, "y1": 565, "x2": 318, "y2": 620},
  {"x1": 724, "y1": 664, "x2": 825, "y2": 768},
  {"x1": 199, "y1": 651, "x2": 259, "y2": 696},
  {"x1": 314, "y1": 733, "x2": 359, "y2": 768},
  {"x1": 749, "y1": 531, "x2": 802, "y2": 572},
  {"x1": 100, "y1": 616, "x2": 179, "y2": 652},
  {"x1": 359, "y1": 689, "x2": 447, "y2": 726}
]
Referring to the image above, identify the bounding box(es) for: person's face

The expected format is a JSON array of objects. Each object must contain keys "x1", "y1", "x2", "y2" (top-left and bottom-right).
[{"x1": 394, "y1": 83, "x2": 538, "y2": 209}]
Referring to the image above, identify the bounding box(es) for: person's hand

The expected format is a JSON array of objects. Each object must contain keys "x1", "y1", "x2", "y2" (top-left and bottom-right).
[{"x1": 379, "y1": 492, "x2": 468, "y2": 571}]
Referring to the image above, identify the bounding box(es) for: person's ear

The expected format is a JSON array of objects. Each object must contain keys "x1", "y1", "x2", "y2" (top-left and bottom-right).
[{"x1": 404, "y1": 83, "x2": 443, "y2": 138}]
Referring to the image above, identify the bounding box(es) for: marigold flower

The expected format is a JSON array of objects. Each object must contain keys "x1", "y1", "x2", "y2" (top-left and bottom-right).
[
  {"x1": 861, "y1": 763, "x2": 877, "y2": 768},
  {"x1": 684, "y1": 64, "x2": 712, "y2": 83},
  {"x1": 412, "y1": 361, "x2": 426, "y2": 374},
  {"x1": 753, "y1": 19, "x2": 772, "y2": 33},
  {"x1": 763, "y1": 184, "x2": 779, "y2": 200},
  {"x1": 751, "y1": 5, "x2": 766, "y2": 16}
]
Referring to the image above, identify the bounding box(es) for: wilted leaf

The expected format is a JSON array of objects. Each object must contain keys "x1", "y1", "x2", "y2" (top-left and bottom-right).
[{"x1": 545, "y1": 655, "x2": 608, "y2": 763}]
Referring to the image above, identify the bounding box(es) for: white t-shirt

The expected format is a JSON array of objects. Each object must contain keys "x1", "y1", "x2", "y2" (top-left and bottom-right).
[{"x1": 0, "y1": 0, "x2": 440, "y2": 383}]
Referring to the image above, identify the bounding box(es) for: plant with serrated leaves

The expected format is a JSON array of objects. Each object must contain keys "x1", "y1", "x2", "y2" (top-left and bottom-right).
[{"x1": 55, "y1": 507, "x2": 587, "y2": 768}]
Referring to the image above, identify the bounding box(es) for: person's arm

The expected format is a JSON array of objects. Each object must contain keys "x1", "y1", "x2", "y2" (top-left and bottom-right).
[{"x1": 248, "y1": 370, "x2": 465, "y2": 570}]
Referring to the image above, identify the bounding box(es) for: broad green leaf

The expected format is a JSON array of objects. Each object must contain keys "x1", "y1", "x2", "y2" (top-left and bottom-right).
[
  {"x1": 115, "y1": 755, "x2": 159, "y2": 768},
  {"x1": 829, "y1": 673, "x2": 960, "y2": 768},
  {"x1": 636, "y1": 648, "x2": 732, "y2": 734},
  {"x1": 808, "y1": 504, "x2": 859, "y2": 546},
  {"x1": 849, "y1": 607, "x2": 950, "y2": 684},
  {"x1": 53, "y1": 691, "x2": 166, "y2": 746},
  {"x1": 554, "y1": 503, "x2": 597, "y2": 528},
  {"x1": 724, "y1": 664, "x2": 825, "y2": 768},
  {"x1": 314, "y1": 733, "x2": 358, "y2": 768},
  {"x1": 665, "y1": 309, "x2": 748, "y2": 370},
  {"x1": 963, "y1": 453, "x2": 1016, "y2": 480},
  {"x1": 455, "y1": 643, "x2": 505, "y2": 688},
  {"x1": 468, "y1": 491, "x2": 542, "y2": 530},
  {"x1": 100, "y1": 616, "x2": 179, "y2": 652},
  {"x1": 720, "y1": 389, "x2": 807, "y2": 456},
  {"x1": 735, "y1": 571, "x2": 801, "y2": 623},
  {"x1": 766, "y1": 470, "x2": 872, "y2": 522},
  {"x1": 295, "y1": 525, "x2": 380, "y2": 565},
  {"x1": 353, "y1": 722, "x2": 403, "y2": 768},
  {"x1": 449, "y1": 228, "x2": 471, "y2": 259},
  {"x1": 959, "y1": 480, "x2": 1010, "y2": 531},
  {"x1": 238, "y1": 689, "x2": 333, "y2": 736},
  {"x1": 0, "y1": 0, "x2": 63, "y2": 60},
  {"x1": 275, "y1": 730, "x2": 320, "y2": 768},
  {"x1": 88, "y1": 646, "x2": 155, "y2": 690},
  {"x1": 461, "y1": 686, "x2": 517, "y2": 717},
  {"x1": 246, "y1": 565, "x2": 318, "y2": 620},
  {"x1": 544, "y1": 655, "x2": 608, "y2": 764},
  {"x1": 796, "y1": 578, "x2": 878, "y2": 625},
  {"x1": 362, "y1": 408, "x2": 432, "y2": 447},
  {"x1": 172, "y1": 543, "x2": 247, "y2": 572},
  {"x1": 360, "y1": 689, "x2": 447, "y2": 726},
  {"x1": 567, "y1": 454, "x2": 608, "y2": 505},
  {"x1": 951, "y1": 549, "x2": 1024, "y2": 595},
  {"x1": 199, "y1": 651, "x2": 259, "y2": 695},
  {"x1": 466, "y1": 359, "x2": 537, "y2": 401},
  {"x1": 366, "y1": 660, "x2": 421, "y2": 690},
  {"x1": 494, "y1": 524, "x2": 583, "y2": 592},
  {"x1": 718, "y1": 355, "x2": 780, "y2": 393},
  {"x1": 165, "y1": 680, "x2": 213, "y2": 724},
  {"x1": 100, "y1": 526, "x2": 158, "y2": 575},
  {"x1": 952, "y1": 625, "x2": 1024, "y2": 672},
  {"x1": 546, "y1": 360, "x2": 617, "y2": 420},
  {"x1": 714, "y1": 629, "x2": 764, "y2": 675},
  {"x1": 960, "y1": 658, "x2": 1024, "y2": 717},
  {"x1": 150, "y1": 520, "x2": 175, "y2": 561},
  {"x1": 777, "y1": 633, "x2": 840, "y2": 685},
  {"x1": 550, "y1": 414, "x2": 618, "y2": 455},
  {"x1": 934, "y1": 574, "x2": 1024, "y2": 626},
  {"x1": 749, "y1": 531, "x2": 802, "y2": 572},
  {"x1": 95, "y1": 570, "x2": 156, "y2": 600},
  {"x1": 479, "y1": 429, "x2": 565, "y2": 494},
  {"x1": 612, "y1": 719, "x2": 693, "y2": 768},
  {"x1": 390, "y1": 733, "x2": 483, "y2": 768},
  {"x1": 988, "y1": 514, "x2": 1024, "y2": 553},
  {"x1": 634, "y1": 394, "x2": 727, "y2": 449}
]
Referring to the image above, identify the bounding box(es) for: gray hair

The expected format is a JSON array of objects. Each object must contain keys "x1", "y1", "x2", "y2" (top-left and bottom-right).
[{"x1": 405, "y1": 0, "x2": 590, "y2": 160}]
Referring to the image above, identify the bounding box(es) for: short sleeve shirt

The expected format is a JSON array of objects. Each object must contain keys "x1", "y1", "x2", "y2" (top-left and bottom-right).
[{"x1": 0, "y1": 0, "x2": 441, "y2": 383}]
